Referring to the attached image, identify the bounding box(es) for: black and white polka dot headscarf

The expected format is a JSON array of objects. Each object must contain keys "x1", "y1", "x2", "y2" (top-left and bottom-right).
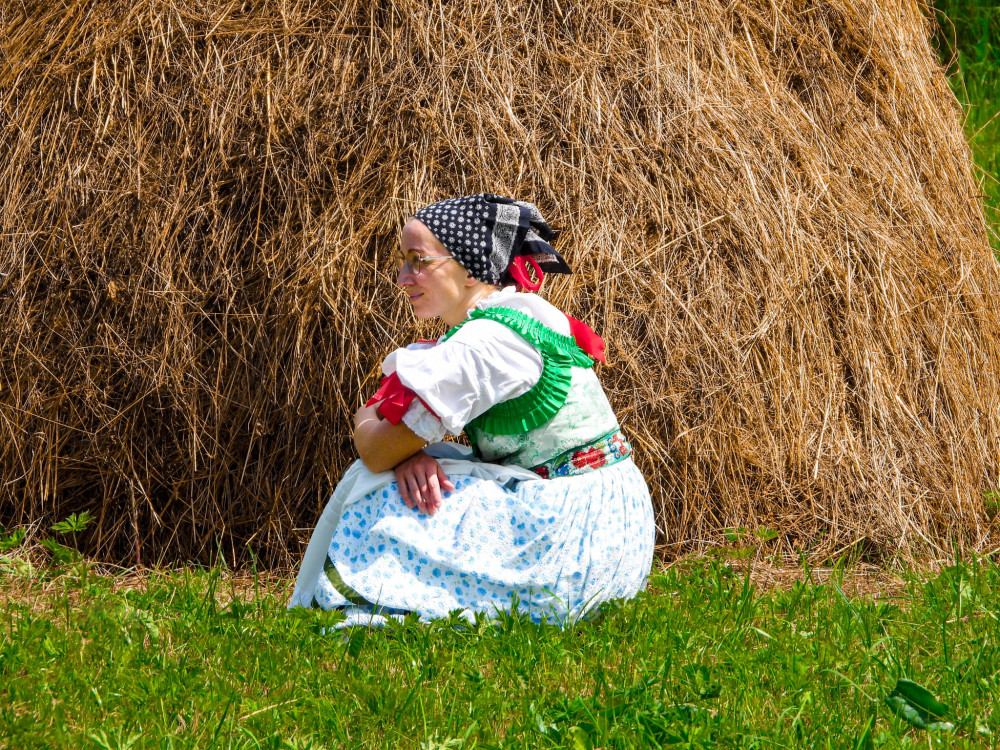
[{"x1": 413, "y1": 194, "x2": 571, "y2": 286}]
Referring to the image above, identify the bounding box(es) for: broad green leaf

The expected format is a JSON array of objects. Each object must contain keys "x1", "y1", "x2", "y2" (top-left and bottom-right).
[
  {"x1": 132, "y1": 608, "x2": 161, "y2": 643},
  {"x1": 885, "y1": 679, "x2": 954, "y2": 732},
  {"x1": 893, "y1": 679, "x2": 949, "y2": 719},
  {"x1": 531, "y1": 703, "x2": 551, "y2": 736},
  {"x1": 346, "y1": 629, "x2": 365, "y2": 658},
  {"x1": 51, "y1": 510, "x2": 95, "y2": 534},
  {"x1": 0, "y1": 529, "x2": 26, "y2": 552},
  {"x1": 755, "y1": 527, "x2": 779, "y2": 542},
  {"x1": 569, "y1": 726, "x2": 594, "y2": 750},
  {"x1": 40, "y1": 538, "x2": 81, "y2": 565}
]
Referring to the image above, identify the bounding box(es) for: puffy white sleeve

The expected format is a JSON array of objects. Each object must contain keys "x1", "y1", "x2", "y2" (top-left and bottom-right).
[{"x1": 389, "y1": 319, "x2": 543, "y2": 437}]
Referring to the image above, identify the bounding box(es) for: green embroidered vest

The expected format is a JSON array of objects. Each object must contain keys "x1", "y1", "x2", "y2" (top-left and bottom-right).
[{"x1": 443, "y1": 307, "x2": 620, "y2": 468}]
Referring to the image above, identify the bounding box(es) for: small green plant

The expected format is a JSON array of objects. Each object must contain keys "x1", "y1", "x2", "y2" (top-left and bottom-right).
[
  {"x1": 50, "y1": 510, "x2": 95, "y2": 548},
  {"x1": 984, "y1": 490, "x2": 1000, "y2": 520},
  {"x1": 0, "y1": 528, "x2": 26, "y2": 552},
  {"x1": 40, "y1": 538, "x2": 81, "y2": 566},
  {"x1": 722, "y1": 526, "x2": 748, "y2": 542},
  {"x1": 36, "y1": 511, "x2": 96, "y2": 566},
  {"x1": 754, "y1": 526, "x2": 779, "y2": 542}
]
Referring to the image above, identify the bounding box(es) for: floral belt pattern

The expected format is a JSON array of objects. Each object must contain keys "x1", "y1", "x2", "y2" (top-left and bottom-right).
[{"x1": 532, "y1": 430, "x2": 632, "y2": 479}]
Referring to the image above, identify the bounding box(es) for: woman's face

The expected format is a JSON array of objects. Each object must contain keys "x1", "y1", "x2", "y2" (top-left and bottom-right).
[{"x1": 397, "y1": 219, "x2": 477, "y2": 325}]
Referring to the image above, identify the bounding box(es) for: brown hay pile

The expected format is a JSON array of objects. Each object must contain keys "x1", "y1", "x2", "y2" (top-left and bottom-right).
[{"x1": 3, "y1": 0, "x2": 999, "y2": 566}]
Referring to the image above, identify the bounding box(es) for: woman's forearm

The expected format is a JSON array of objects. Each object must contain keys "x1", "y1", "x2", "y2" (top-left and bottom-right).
[{"x1": 352, "y1": 404, "x2": 428, "y2": 473}]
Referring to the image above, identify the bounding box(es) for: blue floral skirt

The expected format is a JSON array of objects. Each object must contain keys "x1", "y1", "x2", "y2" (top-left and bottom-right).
[{"x1": 289, "y1": 445, "x2": 655, "y2": 626}]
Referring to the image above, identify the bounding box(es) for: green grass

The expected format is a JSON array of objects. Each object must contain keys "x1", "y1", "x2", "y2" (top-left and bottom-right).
[
  {"x1": 3, "y1": 553, "x2": 1000, "y2": 748},
  {"x1": 932, "y1": 0, "x2": 1000, "y2": 252}
]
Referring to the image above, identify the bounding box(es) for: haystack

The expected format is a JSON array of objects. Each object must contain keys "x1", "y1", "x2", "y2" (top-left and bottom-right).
[{"x1": 2, "y1": 0, "x2": 999, "y2": 565}]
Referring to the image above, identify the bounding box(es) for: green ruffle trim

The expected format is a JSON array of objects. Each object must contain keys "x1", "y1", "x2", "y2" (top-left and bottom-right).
[{"x1": 443, "y1": 306, "x2": 595, "y2": 436}]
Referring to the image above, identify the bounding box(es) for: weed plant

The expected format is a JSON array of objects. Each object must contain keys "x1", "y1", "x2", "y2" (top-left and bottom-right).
[
  {"x1": 2, "y1": 553, "x2": 999, "y2": 749},
  {"x1": 934, "y1": 0, "x2": 1000, "y2": 251}
]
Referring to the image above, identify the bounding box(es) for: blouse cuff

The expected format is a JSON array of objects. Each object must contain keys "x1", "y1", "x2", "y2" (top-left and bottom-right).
[
  {"x1": 402, "y1": 400, "x2": 447, "y2": 443},
  {"x1": 366, "y1": 372, "x2": 441, "y2": 426}
]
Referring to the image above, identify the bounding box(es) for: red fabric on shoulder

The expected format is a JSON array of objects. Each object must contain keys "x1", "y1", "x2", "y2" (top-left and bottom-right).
[
  {"x1": 565, "y1": 315, "x2": 606, "y2": 364},
  {"x1": 365, "y1": 372, "x2": 440, "y2": 425}
]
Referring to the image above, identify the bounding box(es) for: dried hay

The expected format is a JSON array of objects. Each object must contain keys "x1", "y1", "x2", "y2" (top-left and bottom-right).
[{"x1": 2, "y1": 0, "x2": 999, "y2": 565}]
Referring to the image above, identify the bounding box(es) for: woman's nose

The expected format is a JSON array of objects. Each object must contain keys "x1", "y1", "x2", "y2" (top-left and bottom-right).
[{"x1": 397, "y1": 264, "x2": 414, "y2": 286}]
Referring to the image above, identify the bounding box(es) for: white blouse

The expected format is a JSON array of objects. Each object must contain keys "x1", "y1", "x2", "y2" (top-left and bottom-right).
[{"x1": 381, "y1": 287, "x2": 573, "y2": 443}]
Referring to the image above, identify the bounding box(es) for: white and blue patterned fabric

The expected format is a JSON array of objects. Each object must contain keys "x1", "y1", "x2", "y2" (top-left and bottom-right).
[{"x1": 289, "y1": 443, "x2": 656, "y2": 626}]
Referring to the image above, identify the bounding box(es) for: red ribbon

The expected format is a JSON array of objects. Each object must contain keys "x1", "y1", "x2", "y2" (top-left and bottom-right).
[
  {"x1": 365, "y1": 372, "x2": 439, "y2": 425},
  {"x1": 566, "y1": 314, "x2": 606, "y2": 363},
  {"x1": 509, "y1": 256, "x2": 545, "y2": 292}
]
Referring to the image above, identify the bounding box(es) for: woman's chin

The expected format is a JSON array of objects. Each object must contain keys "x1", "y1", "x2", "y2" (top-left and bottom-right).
[{"x1": 409, "y1": 304, "x2": 434, "y2": 320}]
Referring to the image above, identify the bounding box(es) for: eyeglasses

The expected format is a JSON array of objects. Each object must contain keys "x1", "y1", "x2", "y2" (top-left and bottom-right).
[{"x1": 396, "y1": 249, "x2": 455, "y2": 275}]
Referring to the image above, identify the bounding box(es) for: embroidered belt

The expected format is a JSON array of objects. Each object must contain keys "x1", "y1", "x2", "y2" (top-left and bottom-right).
[{"x1": 532, "y1": 429, "x2": 632, "y2": 479}]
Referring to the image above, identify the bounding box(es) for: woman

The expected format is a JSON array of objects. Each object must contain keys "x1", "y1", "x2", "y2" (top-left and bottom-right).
[{"x1": 289, "y1": 194, "x2": 655, "y2": 626}]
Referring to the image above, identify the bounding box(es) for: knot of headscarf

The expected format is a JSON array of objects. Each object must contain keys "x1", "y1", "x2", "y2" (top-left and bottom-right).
[{"x1": 412, "y1": 194, "x2": 571, "y2": 288}]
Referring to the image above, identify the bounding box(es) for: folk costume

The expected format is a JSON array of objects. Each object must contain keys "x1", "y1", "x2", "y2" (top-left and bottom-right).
[{"x1": 289, "y1": 195, "x2": 656, "y2": 626}]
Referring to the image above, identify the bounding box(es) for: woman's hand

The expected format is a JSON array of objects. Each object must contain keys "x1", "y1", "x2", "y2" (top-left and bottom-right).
[{"x1": 394, "y1": 450, "x2": 455, "y2": 516}]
